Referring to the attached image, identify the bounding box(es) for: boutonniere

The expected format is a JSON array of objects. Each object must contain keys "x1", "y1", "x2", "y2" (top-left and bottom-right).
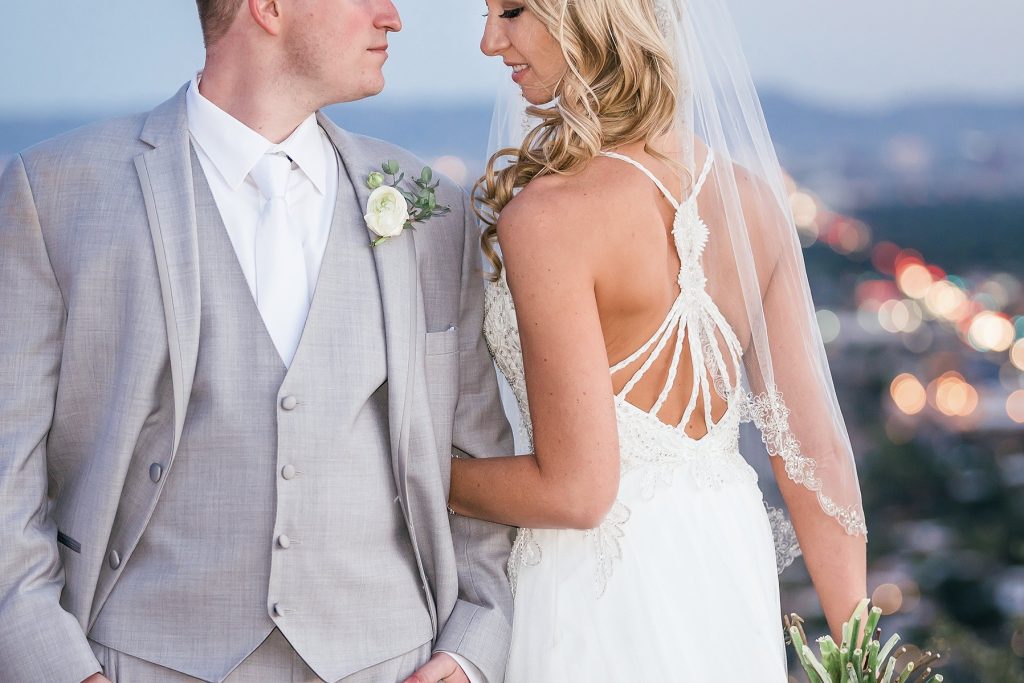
[{"x1": 364, "y1": 160, "x2": 451, "y2": 247}]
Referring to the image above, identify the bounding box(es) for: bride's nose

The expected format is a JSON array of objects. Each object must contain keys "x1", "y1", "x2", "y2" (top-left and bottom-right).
[{"x1": 480, "y1": 19, "x2": 510, "y2": 57}]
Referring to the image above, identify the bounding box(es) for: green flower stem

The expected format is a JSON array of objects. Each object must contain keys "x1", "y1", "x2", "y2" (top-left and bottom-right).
[
  {"x1": 866, "y1": 640, "x2": 879, "y2": 674},
  {"x1": 804, "y1": 645, "x2": 830, "y2": 683},
  {"x1": 877, "y1": 634, "x2": 901, "y2": 665},
  {"x1": 880, "y1": 656, "x2": 897, "y2": 683},
  {"x1": 862, "y1": 606, "x2": 882, "y2": 650}
]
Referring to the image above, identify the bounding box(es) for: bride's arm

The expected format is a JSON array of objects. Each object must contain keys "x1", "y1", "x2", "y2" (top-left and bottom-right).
[
  {"x1": 448, "y1": 183, "x2": 621, "y2": 530},
  {"x1": 737, "y1": 167, "x2": 868, "y2": 641}
]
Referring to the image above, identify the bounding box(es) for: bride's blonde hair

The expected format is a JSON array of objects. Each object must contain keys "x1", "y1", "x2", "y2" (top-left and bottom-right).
[{"x1": 473, "y1": 0, "x2": 680, "y2": 278}]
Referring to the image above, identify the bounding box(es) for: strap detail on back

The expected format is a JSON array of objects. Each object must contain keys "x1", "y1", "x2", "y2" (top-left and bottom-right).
[
  {"x1": 599, "y1": 151, "x2": 681, "y2": 211},
  {"x1": 600, "y1": 148, "x2": 743, "y2": 436},
  {"x1": 598, "y1": 149, "x2": 715, "y2": 210}
]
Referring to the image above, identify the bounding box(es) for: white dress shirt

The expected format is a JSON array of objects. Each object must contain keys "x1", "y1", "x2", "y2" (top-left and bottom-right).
[
  {"x1": 185, "y1": 77, "x2": 487, "y2": 683},
  {"x1": 186, "y1": 75, "x2": 337, "y2": 364}
]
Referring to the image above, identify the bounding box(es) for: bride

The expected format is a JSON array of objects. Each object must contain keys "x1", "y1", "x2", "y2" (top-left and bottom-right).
[{"x1": 447, "y1": 0, "x2": 866, "y2": 679}]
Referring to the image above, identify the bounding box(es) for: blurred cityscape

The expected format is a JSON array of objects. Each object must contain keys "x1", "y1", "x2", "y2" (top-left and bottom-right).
[{"x1": 2, "y1": 91, "x2": 1023, "y2": 680}]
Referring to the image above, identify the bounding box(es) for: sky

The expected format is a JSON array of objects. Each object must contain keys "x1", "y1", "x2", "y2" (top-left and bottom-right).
[{"x1": 2, "y1": 0, "x2": 1023, "y2": 116}]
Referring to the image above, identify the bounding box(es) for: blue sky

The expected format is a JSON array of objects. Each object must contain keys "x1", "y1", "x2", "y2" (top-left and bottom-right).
[{"x1": 2, "y1": 0, "x2": 1023, "y2": 116}]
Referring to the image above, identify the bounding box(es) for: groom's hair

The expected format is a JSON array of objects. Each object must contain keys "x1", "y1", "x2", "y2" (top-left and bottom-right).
[{"x1": 196, "y1": 0, "x2": 244, "y2": 47}]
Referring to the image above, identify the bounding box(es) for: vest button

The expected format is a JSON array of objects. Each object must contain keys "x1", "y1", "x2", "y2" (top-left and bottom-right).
[
  {"x1": 149, "y1": 463, "x2": 163, "y2": 483},
  {"x1": 273, "y1": 603, "x2": 285, "y2": 617},
  {"x1": 277, "y1": 534, "x2": 292, "y2": 549},
  {"x1": 281, "y1": 464, "x2": 297, "y2": 480},
  {"x1": 108, "y1": 550, "x2": 121, "y2": 570},
  {"x1": 280, "y1": 395, "x2": 298, "y2": 411}
]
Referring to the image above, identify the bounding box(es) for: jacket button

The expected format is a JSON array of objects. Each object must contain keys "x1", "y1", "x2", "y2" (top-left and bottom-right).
[
  {"x1": 149, "y1": 463, "x2": 163, "y2": 483},
  {"x1": 277, "y1": 534, "x2": 292, "y2": 549},
  {"x1": 273, "y1": 603, "x2": 285, "y2": 617},
  {"x1": 108, "y1": 550, "x2": 121, "y2": 570},
  {"x1": 280, "y1": 395, "x2": 297, "y2": 411},
  {"x1": 281, "y1": 464, "x2": 297, "y2": 480}
]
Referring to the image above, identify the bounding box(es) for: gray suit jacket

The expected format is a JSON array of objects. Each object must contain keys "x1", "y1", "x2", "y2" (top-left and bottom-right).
[{"x1": 0, "y1": 86, "x2": 515, "y2": 682}]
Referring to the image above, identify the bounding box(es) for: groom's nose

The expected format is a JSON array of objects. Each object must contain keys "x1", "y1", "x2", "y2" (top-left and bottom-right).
[{"x1": 375, "y1": 0, "x2": 402, "y2": 33}]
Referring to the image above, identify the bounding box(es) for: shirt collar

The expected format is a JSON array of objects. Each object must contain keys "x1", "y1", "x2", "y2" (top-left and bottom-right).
[{"x1": 185, "y1": 74, "x2": 327, "y2": 196}]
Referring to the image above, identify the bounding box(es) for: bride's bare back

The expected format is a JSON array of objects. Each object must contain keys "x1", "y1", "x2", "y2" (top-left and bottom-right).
[{"x1": 506, "y1": 140, "x2": 741, "y2": 442}]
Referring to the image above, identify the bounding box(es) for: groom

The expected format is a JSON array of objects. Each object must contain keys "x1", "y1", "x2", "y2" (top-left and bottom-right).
[{"x1": 0, "y1": 1, "x2": 514, "y2": 682}]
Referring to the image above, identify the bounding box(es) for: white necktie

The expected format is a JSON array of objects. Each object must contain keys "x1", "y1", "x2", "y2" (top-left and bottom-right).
[{"x1": 250, "y1": 152, "x2": 310, "y2": 367}]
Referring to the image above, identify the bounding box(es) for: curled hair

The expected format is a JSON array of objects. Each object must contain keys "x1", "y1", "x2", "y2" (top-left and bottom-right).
[{"x1": 473, "y1": 0, "x2": 682, "y2": 279}]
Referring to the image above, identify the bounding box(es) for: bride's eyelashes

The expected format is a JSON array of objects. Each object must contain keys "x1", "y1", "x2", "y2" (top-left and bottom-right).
[{"x1": 482, "y1": 7, "x2": 525, "y2": 19}]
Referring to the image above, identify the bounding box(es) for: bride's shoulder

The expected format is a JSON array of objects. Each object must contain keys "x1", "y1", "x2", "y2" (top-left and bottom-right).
[{"x1": 496, "y1": 159, "x2": 640, "y2": 260}]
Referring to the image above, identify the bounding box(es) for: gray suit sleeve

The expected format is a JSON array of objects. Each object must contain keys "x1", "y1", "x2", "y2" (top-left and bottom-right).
[
  {"x1": 0, "y1": 156, "x2": 102, "y2": 682},
  {"x1": 433, "y1": 194, "x2": 516, "y2": 683}
]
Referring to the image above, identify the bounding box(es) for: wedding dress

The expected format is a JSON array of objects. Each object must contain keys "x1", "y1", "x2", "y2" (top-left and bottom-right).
[{"x1": 484, "y1": 149, "x2": 790, "y2": 681}]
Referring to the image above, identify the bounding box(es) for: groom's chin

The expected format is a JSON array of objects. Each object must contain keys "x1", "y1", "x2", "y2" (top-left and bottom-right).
[
  {"x1": 352, "y1": 73, "x2": 388, "y2": 102},
  {"x1": 326, "y1": 79, "x2": 387, "y2": 106}
]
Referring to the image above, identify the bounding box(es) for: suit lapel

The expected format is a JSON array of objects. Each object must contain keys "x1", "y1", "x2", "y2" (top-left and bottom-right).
[
  {"x1": 319, "y1": 115, "x2": 420, "y2": 504},
  {"x1": 135, "y1": 85, "x2": 201, "y2": 458}
]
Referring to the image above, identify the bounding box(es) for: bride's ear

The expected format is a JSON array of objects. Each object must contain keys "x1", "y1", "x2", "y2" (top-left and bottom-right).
[{"x1": 249, "y1": 0, "x2": 284, "y2": 36}]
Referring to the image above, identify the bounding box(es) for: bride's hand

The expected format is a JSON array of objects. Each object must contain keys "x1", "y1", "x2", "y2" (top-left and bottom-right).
[{"x1": 402, "y1": 652, "x2": 470, "y2": 683}]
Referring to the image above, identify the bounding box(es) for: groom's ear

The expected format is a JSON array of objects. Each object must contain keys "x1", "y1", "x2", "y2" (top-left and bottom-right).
[{"x1": 248, "y1": 0, "x2": 284, "y2": 36}]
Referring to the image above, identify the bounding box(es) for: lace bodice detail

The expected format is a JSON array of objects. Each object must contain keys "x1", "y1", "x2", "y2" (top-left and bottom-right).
[{"x1": 483, "y1": 150, "x2": 798, "y2": 596}]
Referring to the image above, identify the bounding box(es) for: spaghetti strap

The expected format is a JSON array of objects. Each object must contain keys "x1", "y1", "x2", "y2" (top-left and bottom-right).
[
  {"x1": 598, "y1": 151, "x2": 680, "y2": 211},
  {"x1": 599, "y1": 149, "x2": 716, "y2": 209},
  {"x1": 691, "y1": 150, "x2": 716, "y2": 197}
]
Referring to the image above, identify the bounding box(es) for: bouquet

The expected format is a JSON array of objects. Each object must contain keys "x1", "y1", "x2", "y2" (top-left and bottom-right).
[{"x1": 785, "y1": 598, "x2": 944, "y2": 682}]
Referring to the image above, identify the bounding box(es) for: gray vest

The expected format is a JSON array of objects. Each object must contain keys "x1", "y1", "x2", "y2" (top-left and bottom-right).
[{"x1": 90, "y1": 148, "x2": 432, "y2": 682}]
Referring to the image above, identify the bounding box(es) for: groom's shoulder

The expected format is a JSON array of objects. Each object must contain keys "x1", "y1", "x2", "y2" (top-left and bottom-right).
[
  {"x1": 342, "y1": 130, "x2": 422, "y2": 167},
  {"x1": 341, "y1": 130, "x2": 467, "y2": 199},
  {"x1": 20, "y1": 111, "x2": 149, "y2": 172}
]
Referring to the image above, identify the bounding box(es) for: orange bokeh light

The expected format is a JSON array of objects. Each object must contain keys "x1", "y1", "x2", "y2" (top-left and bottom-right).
[
  {"x1": 968, "y1": 312, "x2": 1015, "y2": 353},
  {"x1": 891, "y1": 373, "x2": 927, "y2": 415},
  {"x1": 896, "y1": 262, "x2": 933, "y2": 299},
  {"x1": 1011, "y1": 339, "x2": 1024, "y2": 371},
  {"x1": 931, "y1": 372, "x2": 979, "y2": 417},
  {"x1": 1008, "y1": 390, "x2": 1024, "y2": 424}
]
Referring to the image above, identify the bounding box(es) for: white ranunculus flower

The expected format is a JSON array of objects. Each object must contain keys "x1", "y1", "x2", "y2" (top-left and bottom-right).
[{"x1": 364, "y1": 186, "x2": 410, "y2": 239}]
